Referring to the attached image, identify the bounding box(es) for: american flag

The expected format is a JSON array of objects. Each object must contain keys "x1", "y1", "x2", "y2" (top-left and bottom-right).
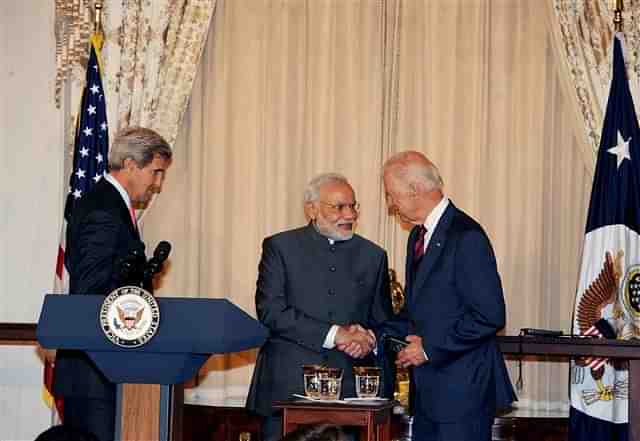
[{"x1": 47, "y1": 33, "x2": 109, "y2": 422}]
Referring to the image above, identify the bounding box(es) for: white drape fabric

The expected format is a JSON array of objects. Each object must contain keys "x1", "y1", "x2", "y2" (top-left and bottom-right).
[
  {"x1": 142, "y1": 0, "x2": 592, "y2": 409},
  {"x1": 547, "y1": 0, "x2": 640, "y2": 171},
  {"x1": 59, "y1": 0, "x2": 215, "y2": 149}
]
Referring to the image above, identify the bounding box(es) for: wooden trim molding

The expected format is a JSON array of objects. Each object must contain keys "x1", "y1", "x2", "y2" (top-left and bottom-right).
[{"x1": 0, "y1": 322, "x2": 37, "y2": 345}]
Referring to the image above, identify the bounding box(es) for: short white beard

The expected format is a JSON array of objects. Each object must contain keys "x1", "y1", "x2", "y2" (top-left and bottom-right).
[{"x1": 313, "y1": 221, "x2": 354, "y2": 241}]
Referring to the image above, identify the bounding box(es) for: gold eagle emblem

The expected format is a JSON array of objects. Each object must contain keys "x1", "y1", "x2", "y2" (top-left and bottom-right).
[
  {"x1": 576, "y1": 251, "x2": 623, "y2": 336},
  {"x1": 116, "y1": 305, "x2": 144, "y2": 330}
]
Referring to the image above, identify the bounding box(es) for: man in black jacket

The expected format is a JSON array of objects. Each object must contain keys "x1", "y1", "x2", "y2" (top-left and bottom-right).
[
  {"x1": 53, "y1": 127, "x2": 172, "y2": 441},
  {"x1": 246, "y1": 173, "x2": 394, "y2": 441}
]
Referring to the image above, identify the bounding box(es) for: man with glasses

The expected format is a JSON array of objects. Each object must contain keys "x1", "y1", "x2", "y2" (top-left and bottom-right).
[{"x1": 246, "y1": 173, "x2": 394, "y2": 441}]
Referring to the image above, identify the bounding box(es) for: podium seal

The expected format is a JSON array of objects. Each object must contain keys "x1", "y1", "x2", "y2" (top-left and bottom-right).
[{"x1": 100, "y1": 286, "x2": 160, "y2": 348}]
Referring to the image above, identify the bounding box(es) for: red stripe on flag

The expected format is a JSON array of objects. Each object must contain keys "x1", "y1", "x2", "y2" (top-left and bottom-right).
[
  {"x1": 583, "y1": 326, "x2": 607, "y2": 370},
  {"x1": 584, "y1": 325, "x2": 602, "y2": 337},
  {"x1": 43, "y1": 359, "x2": 64, "y2": 421},
  {"x1": 55, "y1": 246, "x2": 65, "y2": 279}
]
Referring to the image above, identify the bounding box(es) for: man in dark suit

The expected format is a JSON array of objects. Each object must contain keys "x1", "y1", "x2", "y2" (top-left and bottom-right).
[
  {"x1": 53, "y1": 127, "x2": 172, "y2": 441},
  {"x1": 382, "y1": 151, "x2": 516, "y2": 441},
  {"x1": 246, "y1": 173, "x2": 394, "y2": 441}
]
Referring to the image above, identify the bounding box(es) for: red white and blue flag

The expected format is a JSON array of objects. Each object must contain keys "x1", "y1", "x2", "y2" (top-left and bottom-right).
[{"x1": 46, "y1": 33, "x2": 109, "y2": 423}]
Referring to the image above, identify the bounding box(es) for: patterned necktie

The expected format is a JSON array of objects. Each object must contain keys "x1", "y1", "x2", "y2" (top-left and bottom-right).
[
  {"x1": 411, "y1": 225, "x2": 427, "y2": 281},
  {"x1": 414, "y1": 225, "x2": 427, "y2": 262}
]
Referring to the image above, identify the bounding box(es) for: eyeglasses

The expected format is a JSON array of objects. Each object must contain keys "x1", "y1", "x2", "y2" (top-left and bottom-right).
[{"x1": 319, "y1": 201, "x2": 360, "y2": 213}]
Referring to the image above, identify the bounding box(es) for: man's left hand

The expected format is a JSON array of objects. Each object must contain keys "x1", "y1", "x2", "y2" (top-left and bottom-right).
[{"x1": 396, "y1": 335, "x2": 427, "y2": 368}]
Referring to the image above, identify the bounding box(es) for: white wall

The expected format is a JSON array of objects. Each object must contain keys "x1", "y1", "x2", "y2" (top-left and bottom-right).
[{"x1": 0, "y1": 1, "x2": 65, "y2": 439}]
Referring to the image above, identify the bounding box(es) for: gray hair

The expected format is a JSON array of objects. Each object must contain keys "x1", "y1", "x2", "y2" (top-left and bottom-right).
[
  {"x1": 384, "y1": 151, "x2": 443, "y2": 192},
  {"x1": 304, "y1": 173, "x2": 350, "y2": 203},
  {"x1": 108, "y1": 126, "x2": 172, "y2": 170},
  {"x1": 408, "y1": 162, "x2": 443, "y2": 191}
]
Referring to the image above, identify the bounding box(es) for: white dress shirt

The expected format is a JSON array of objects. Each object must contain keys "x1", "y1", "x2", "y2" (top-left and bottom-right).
[{"x1": 420, "y1": 196, "x2": 449, "y2": 253}]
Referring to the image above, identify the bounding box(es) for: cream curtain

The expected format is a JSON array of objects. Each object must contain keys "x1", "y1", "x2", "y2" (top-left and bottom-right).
[
  {"x1": 547, "y1": 0, "x2": 640, "y2": 170},
  {"x1": 59, "y1": 0, "x2": 215, "y2": 152},
  {"x1": 105, "y1": 0, "x2": 215, "y2": 145},
  {"x1": 385, "y1": 0, "x2": 591, "y2": 410},
  {"x1": 144, "y1": 0, "x2": 592, "y2": 409},
  {"x1": 145, "y1": 0, "x2": 395, "y2": 399}
]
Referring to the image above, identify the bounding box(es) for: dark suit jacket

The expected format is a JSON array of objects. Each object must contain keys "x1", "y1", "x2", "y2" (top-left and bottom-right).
[
  {"x1": 53, "y1": 179, "x2": 140, "y2": 400},
  {"x1": 403, "y1": 202, "x2": 516, "y2": 422},
  {"x1": 246, "y1": 224, "x2": 393, "y2": 416}
]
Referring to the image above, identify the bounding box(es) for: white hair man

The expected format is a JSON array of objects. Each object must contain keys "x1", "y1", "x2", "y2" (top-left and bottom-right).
[
  {"x1": 247, "y1": 173, "x2": 394, "y2": 441},
  {"x1": 382, "y1": 151, "x2": 516, "y2": 441}
]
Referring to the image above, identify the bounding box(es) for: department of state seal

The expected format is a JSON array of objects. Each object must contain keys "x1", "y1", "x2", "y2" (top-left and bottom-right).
[{"x1": 100, "y1": 286, "x2": 160, "y2": 348}]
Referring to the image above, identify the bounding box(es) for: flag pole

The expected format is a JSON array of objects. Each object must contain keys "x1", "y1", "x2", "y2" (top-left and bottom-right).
[
  {"x1": 94, "y1": 2, "x2": 103, "y2": 33},
  {"x1": 614, "y1": 0, "x2": 624, "y2": 32},
  {"x1": 93, "y1": 2, "x2": 104, "y2": 50}
]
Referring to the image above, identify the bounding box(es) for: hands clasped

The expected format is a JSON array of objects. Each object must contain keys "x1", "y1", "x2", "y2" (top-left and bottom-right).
[{"x1": 335, "y1": 324, "x2": 376, "y2": 359}]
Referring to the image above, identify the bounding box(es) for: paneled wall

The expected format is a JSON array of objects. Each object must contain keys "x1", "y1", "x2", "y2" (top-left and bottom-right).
[{"x1": 0, "y1": 2, "x2": 65, "y2": 439}]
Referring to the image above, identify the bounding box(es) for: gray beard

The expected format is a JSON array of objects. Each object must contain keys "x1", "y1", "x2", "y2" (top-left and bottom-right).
[{"x1": 312, "y1": 221, "x2": 353, "y2": 242}]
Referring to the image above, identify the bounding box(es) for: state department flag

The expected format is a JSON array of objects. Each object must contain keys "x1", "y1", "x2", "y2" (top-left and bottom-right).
[{"x1": 569, "y1": 34, "x2": 640, "y2": 441}]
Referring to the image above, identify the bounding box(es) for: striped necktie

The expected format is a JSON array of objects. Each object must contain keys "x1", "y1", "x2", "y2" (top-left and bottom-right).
[
  {"x1": 411, "y1": 225, "x2": 427, "y2": 279},
  {"x1": 413, "y1": 225, "x2": 427, "y2": 262}
]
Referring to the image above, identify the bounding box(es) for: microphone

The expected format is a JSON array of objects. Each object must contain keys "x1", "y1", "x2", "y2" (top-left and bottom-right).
[
  {"x1": 142, "y1": 241, "x2": 172, "y2": 292},
  {"x1": 152, "y1": 241, "x2": 172, "y2": 263},
  {"x1": 117, "y1": 241, "x2": 147, "y2": 287}
]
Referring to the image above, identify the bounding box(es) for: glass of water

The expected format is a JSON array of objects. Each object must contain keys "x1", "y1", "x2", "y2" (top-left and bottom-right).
[
  {"x1": 303, "y1": 365, "x2": 343, "y2": 400},
  {"x1": 303, "y1": 365, "x2": 321, "y2": 398},
  {"x1": 353, "y1": 366, "x2": 381, "y2": 398}
]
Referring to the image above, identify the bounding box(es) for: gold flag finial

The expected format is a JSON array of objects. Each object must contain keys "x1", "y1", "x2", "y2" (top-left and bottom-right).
[
  {"x1": 94, "y1": 2, "x2": 103, "y2": 34},
  {"x1": 92, "y1": 2, "x2": 104, "y2": 51},
  {"x1": 614, "y1": 0, "x2": 624, "y2": 33}
]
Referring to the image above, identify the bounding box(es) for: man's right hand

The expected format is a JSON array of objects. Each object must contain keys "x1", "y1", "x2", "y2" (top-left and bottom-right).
[{"x1": 335, "y1": 324, "x2": 376, "y2": 358}]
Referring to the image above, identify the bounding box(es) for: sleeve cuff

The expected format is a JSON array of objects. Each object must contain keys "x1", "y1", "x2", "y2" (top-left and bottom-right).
[{"x1": 323, "y1": 324, "x2": 339, "y2": 349}]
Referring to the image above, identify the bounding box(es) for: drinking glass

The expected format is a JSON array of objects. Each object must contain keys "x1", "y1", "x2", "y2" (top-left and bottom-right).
[
  {"x1": 303, "y1": 365, "x2": 343, "y2": 400},
  {"x1": 353, "y1": 366, "x2": 381, "y2": 398}
]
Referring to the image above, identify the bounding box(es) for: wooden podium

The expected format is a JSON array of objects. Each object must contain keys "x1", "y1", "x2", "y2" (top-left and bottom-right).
[
  {"x1": 498, "y1": 336, "x2": 640, "y2": 441},
  {"x1": 37, "y1": 294, "x2": 268, "y2": 441},
  {"x1": 118, "y1": 384, "x2": 183, "y2": 441}
]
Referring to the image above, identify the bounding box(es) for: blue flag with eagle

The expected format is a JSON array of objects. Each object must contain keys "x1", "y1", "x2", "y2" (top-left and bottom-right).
[{"x1": 569, "y1": 33, "x2": 640, "y2": 441}]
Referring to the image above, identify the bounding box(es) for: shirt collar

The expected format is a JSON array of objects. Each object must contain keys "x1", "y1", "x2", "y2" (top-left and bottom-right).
[
  {"x1": 105, "y1": 173, "x2": 132, "y2": 210},
  {"x1": 309, "y1": 221, "x2": 344, "y2": 245},
  {"x1": 423, "y1": 196, "x2": 449, "y2": 233}
]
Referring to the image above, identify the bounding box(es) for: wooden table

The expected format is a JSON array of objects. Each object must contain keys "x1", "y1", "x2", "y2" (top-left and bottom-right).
[
  {"x1": 497, "y1": 336, "x2": 640, "y2": 441},
  {"x1": 275, "y1": 400, "x2": 394, "y2": 441}
]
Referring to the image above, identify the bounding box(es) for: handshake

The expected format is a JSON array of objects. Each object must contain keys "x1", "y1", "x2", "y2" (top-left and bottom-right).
[{"x1": 335, "y1": 324, "x2": 376, "y2": 359}]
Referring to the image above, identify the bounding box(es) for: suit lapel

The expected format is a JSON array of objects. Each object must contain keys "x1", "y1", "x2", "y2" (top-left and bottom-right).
[{"x1": 410, "y1": 203, "x2": 456, "y2": 302}]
